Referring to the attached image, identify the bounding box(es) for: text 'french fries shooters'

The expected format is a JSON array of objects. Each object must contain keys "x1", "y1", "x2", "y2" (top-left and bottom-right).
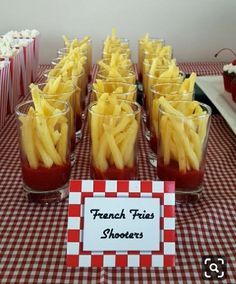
[
  {"x1": 15, "y1": 98, "x2": 71, "y2": 202},
  {"x1": 88, "y1": 97, "x2": 141, "y2": 180},
  {"x1": 157, "y1": 97, "x2": 211, "y2": 203}
]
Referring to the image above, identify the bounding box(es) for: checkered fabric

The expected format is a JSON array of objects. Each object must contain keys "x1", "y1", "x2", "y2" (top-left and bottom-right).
[
  {"x1": 0, "y1": 63, "x2": 235, "y2": 283},
  {"x1": 178, "y1": 62, "x2": 226, "y2": 76},
  {"x1": 67, "y1": 180, "x2": 175, "y2": 267}
]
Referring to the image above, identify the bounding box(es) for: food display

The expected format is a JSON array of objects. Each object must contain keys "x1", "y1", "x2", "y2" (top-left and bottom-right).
[
  {"x1": 12, "y1": 29, "x2": 215, "y2": 204},
  {"x1": 89, "y1": 96, "x2": 140, "y2": 179},
  {"x1": 16, "y1": 95, "x2": 71, "y2": 191},
  {"x1": 157, "y1": 97, "x2": 211, "y2": 191}
]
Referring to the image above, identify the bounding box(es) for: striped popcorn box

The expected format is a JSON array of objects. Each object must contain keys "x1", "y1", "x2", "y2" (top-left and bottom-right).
[
  {"x1": 32, "y1": 34, "x2": 40, "y2": 81},
  {"x1": 0, "y1": 59, "x2": 10, "y2": 129},
  {"x1": 18, "y1": 39, "x2": 34, "y2": 96},
  {"x1": 7, "y1": 49, "x2": 22, "y2": 114}
]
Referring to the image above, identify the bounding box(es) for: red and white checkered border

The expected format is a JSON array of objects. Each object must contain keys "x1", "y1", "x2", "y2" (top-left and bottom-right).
[{"x1": 67, "y1": 180, "x2": 175, "y2": 268}]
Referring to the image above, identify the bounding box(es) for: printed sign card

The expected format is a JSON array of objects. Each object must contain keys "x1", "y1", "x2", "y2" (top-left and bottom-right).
[{"x1": 67, "y1": 180, "x2": 175, "y2": 267}]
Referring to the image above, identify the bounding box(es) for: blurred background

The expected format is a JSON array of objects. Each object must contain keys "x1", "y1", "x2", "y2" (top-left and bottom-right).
[{"x1": 0, "y1": 0, "x2": 235, "y2": 63}]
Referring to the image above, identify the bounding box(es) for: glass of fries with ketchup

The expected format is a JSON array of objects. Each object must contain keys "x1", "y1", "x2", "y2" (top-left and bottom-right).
[
  {"x1": 157, "y1": 97, "x2": 211, "y2": 203},
  {"x1": 88, "y1": 97, "x2": 141, "y2": 180},
  {"x1": 15, "y1": 98, "x2": 71, "y2": 203}
]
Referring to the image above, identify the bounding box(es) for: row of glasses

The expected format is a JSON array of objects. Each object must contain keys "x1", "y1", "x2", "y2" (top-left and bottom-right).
[
  {"x1": 15, "y1": 36, "x2": 93, "y2": 203},
  {"x1": 88, "y1": 30, "x2": 141, "y2": 180}
]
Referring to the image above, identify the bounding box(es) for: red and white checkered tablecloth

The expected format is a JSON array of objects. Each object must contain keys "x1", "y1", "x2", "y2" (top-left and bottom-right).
[{"x1": 0, "y1": 63, "x2": 236, "y2": 283}]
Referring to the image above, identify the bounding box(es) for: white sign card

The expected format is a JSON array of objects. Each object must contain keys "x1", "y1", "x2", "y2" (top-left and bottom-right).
[{"x1": 83, "y1": 197, "x2": 160, "y2": 251}]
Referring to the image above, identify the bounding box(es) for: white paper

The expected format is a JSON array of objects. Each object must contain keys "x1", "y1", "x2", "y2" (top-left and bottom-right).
[{"x1": 83, "y1": 197, "x2": 160, "y2": 251}]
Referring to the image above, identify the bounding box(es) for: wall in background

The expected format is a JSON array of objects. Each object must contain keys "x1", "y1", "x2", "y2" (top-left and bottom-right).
[{"x1": 0, "y1": 0, "x2": 235, "y2": 64}]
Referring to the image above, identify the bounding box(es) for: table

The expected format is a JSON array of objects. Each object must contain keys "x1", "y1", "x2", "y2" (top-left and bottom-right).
[{"x1": 0, "y1": 63, "x2": 235, "y2": 283}]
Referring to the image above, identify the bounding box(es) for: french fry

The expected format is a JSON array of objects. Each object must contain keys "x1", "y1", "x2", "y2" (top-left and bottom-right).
[
  {"x1": 158, "y1": 97, "x2": 210, "y2": 173},
  {"x1": 19, "y1": 109, "x2": 38, "y2": 169},
  {"x1": 89, "y1": 98, "x2": 140, "y2": 175}
]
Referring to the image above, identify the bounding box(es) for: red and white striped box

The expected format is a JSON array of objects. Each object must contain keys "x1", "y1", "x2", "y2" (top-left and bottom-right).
[
  {"x1": 7, "y1": 49, "x2": 23, "y2": 113},
  {"x1": 67, "y1": 180, "x2": 175, "y2": 268},
  {"x1": 32, "y1": 34, "x2": 40, "y2": 81},
  {"x1": 18, "y1": 39, "x2": 34, "y2": 96},
  {"x1": 0, "y1": 59, "x2": 10, "y2": 129}
]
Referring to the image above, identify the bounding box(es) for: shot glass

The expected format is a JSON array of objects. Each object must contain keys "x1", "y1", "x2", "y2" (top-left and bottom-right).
[
  {"x1": 138, "y1": 37, "x2": 165, "y2": 80},
  {"x1": 92, "y1": 81, "x2": 137, "y2": 102},
  {"x1": 157, "y1": 101, "x2": 211, "y2": 203},
  {"x1": 96, "y1": 69, "x2": 136, "y2": 84},
  {"x1": 15, "y1": 99, "x2": 71, "y2": 203},
  {"x1": 37, "y1": 82, "x2": 77, "y2": 165},
  {"x1": 97, "y1": 57, "x2": 133, "y2": 73},
  {"x1": 144, "y1": 70, "x2": 185, "y2": 130},
  {"x1": 88, "y1": 99, "x2": 141, "y2": 180},
  {"x1": 149, "y1": 83, "x2": 194, "y2": 167},
  {"x1": 43, "y1": 68, "x2": 86, "y2": 138}
]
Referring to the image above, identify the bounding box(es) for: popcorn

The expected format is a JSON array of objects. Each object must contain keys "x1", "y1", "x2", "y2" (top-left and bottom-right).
[
  {"x1": 0, "y1": 39, "x2": 18, "y2": 58},
  {"x1": 20, "y1": 29, "x2": 40, "y2": 38},
  {"x1": 5, "y1": 29, "x2": 39, "y2": 39}
]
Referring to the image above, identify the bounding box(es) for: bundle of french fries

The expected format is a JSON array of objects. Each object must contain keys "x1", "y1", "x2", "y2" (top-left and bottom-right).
[
  {"x1": 158, "y1": 97, "x2": 209, "y2": 173},
  {"x1": 46, "y1": 46, "x2": 88, "y2": 129},
  {"x1": 144, "y1": 59, "x2": 184, "y2": 115},
  {"x1": 63, "y1": 35, "x2": 92, "y2": 78},
  {"x1": 89, "y1": 96, "x2": 140, "y2": 173},
  {"x1": 98, "y1": 52, "x2": 133, "y2": 73},
  {"x1": 103, "y1": 28, "x2": 131, "y2": 59},
  {"x1": 97, "y1": 29, "x2": 134, "y2": 84},
  {"x1": 30, "y1": 76, "x2": 76, "y2": 144},
  {"x1": 151, "y1": 73, "x2": 197, "y2": 146},
  {"x1": 138, "y1": 33, "x2": 172, "y2": 76},
  {"x1": 92, "y1": 79, "x2": 137, "y2": 101},
  {"x1": 19, "y1": 88, "x2": 70, "y2": 170}
]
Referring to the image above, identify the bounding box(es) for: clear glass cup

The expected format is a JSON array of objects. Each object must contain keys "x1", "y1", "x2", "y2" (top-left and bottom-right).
[
  {"x1": 43, "y1": 68, "x2": 86, "y2": 138},
  {"x1": 149, "y1": 83, "x2": 194, "y2": 167},
  {"x1": 15, "y1": 99, "x2": 71, "y2": 203},
  {"x1": 138, "y1": 37, "x2": 165, "y2": 80},
  {"x1": 88, "y1": 99, "x2": 141, "y2": 180},
  {"x1": 157, "y1": 101, "x2": 212, "y2": 203},
  {"x1": 37, "y1": 82, "x2": 77, "y2": 165},
  {"x1": 57, "y1": 47, "x2": 90, "y2": 82},
  {"x1": 97, "y1": 57, "x2": 133, "y2": 73},
  {"x1": 57, "y1": 47, "x2": 85, "y2": 58},
  {"x1": 96, "y1": 69, "x2": 136, "y2": 84},
  {"x1": 92, "y1": 81, "x2": 137, "y2": 102},
  {"x1": 142, "y1": 55, "x2": 172, "y2": 86},
  {"x1": 65, "y1": 38, "x2": 93, "y2": 80},
  {"x1": 102, "y1": 39, "x2": 131, "y2": 60},
  {"x1": 144, "y1": 70, "x2": 185, "y2": 128}
]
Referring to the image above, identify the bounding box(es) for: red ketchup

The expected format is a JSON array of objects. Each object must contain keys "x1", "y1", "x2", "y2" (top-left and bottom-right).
[
  {"x1": 91, "y1": 165, "x2": 136, "y2": 180},
  {"x1": 22, "y1": 160, "x2": 71, "y2": 191},
  {"x1": 157, "y1": 159, "x2": 204, "y2": 189}
]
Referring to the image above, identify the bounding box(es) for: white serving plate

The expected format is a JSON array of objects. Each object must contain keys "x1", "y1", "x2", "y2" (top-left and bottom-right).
[{"x1": 196, "y1": 75, "x2": 236, "y2": 135}]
